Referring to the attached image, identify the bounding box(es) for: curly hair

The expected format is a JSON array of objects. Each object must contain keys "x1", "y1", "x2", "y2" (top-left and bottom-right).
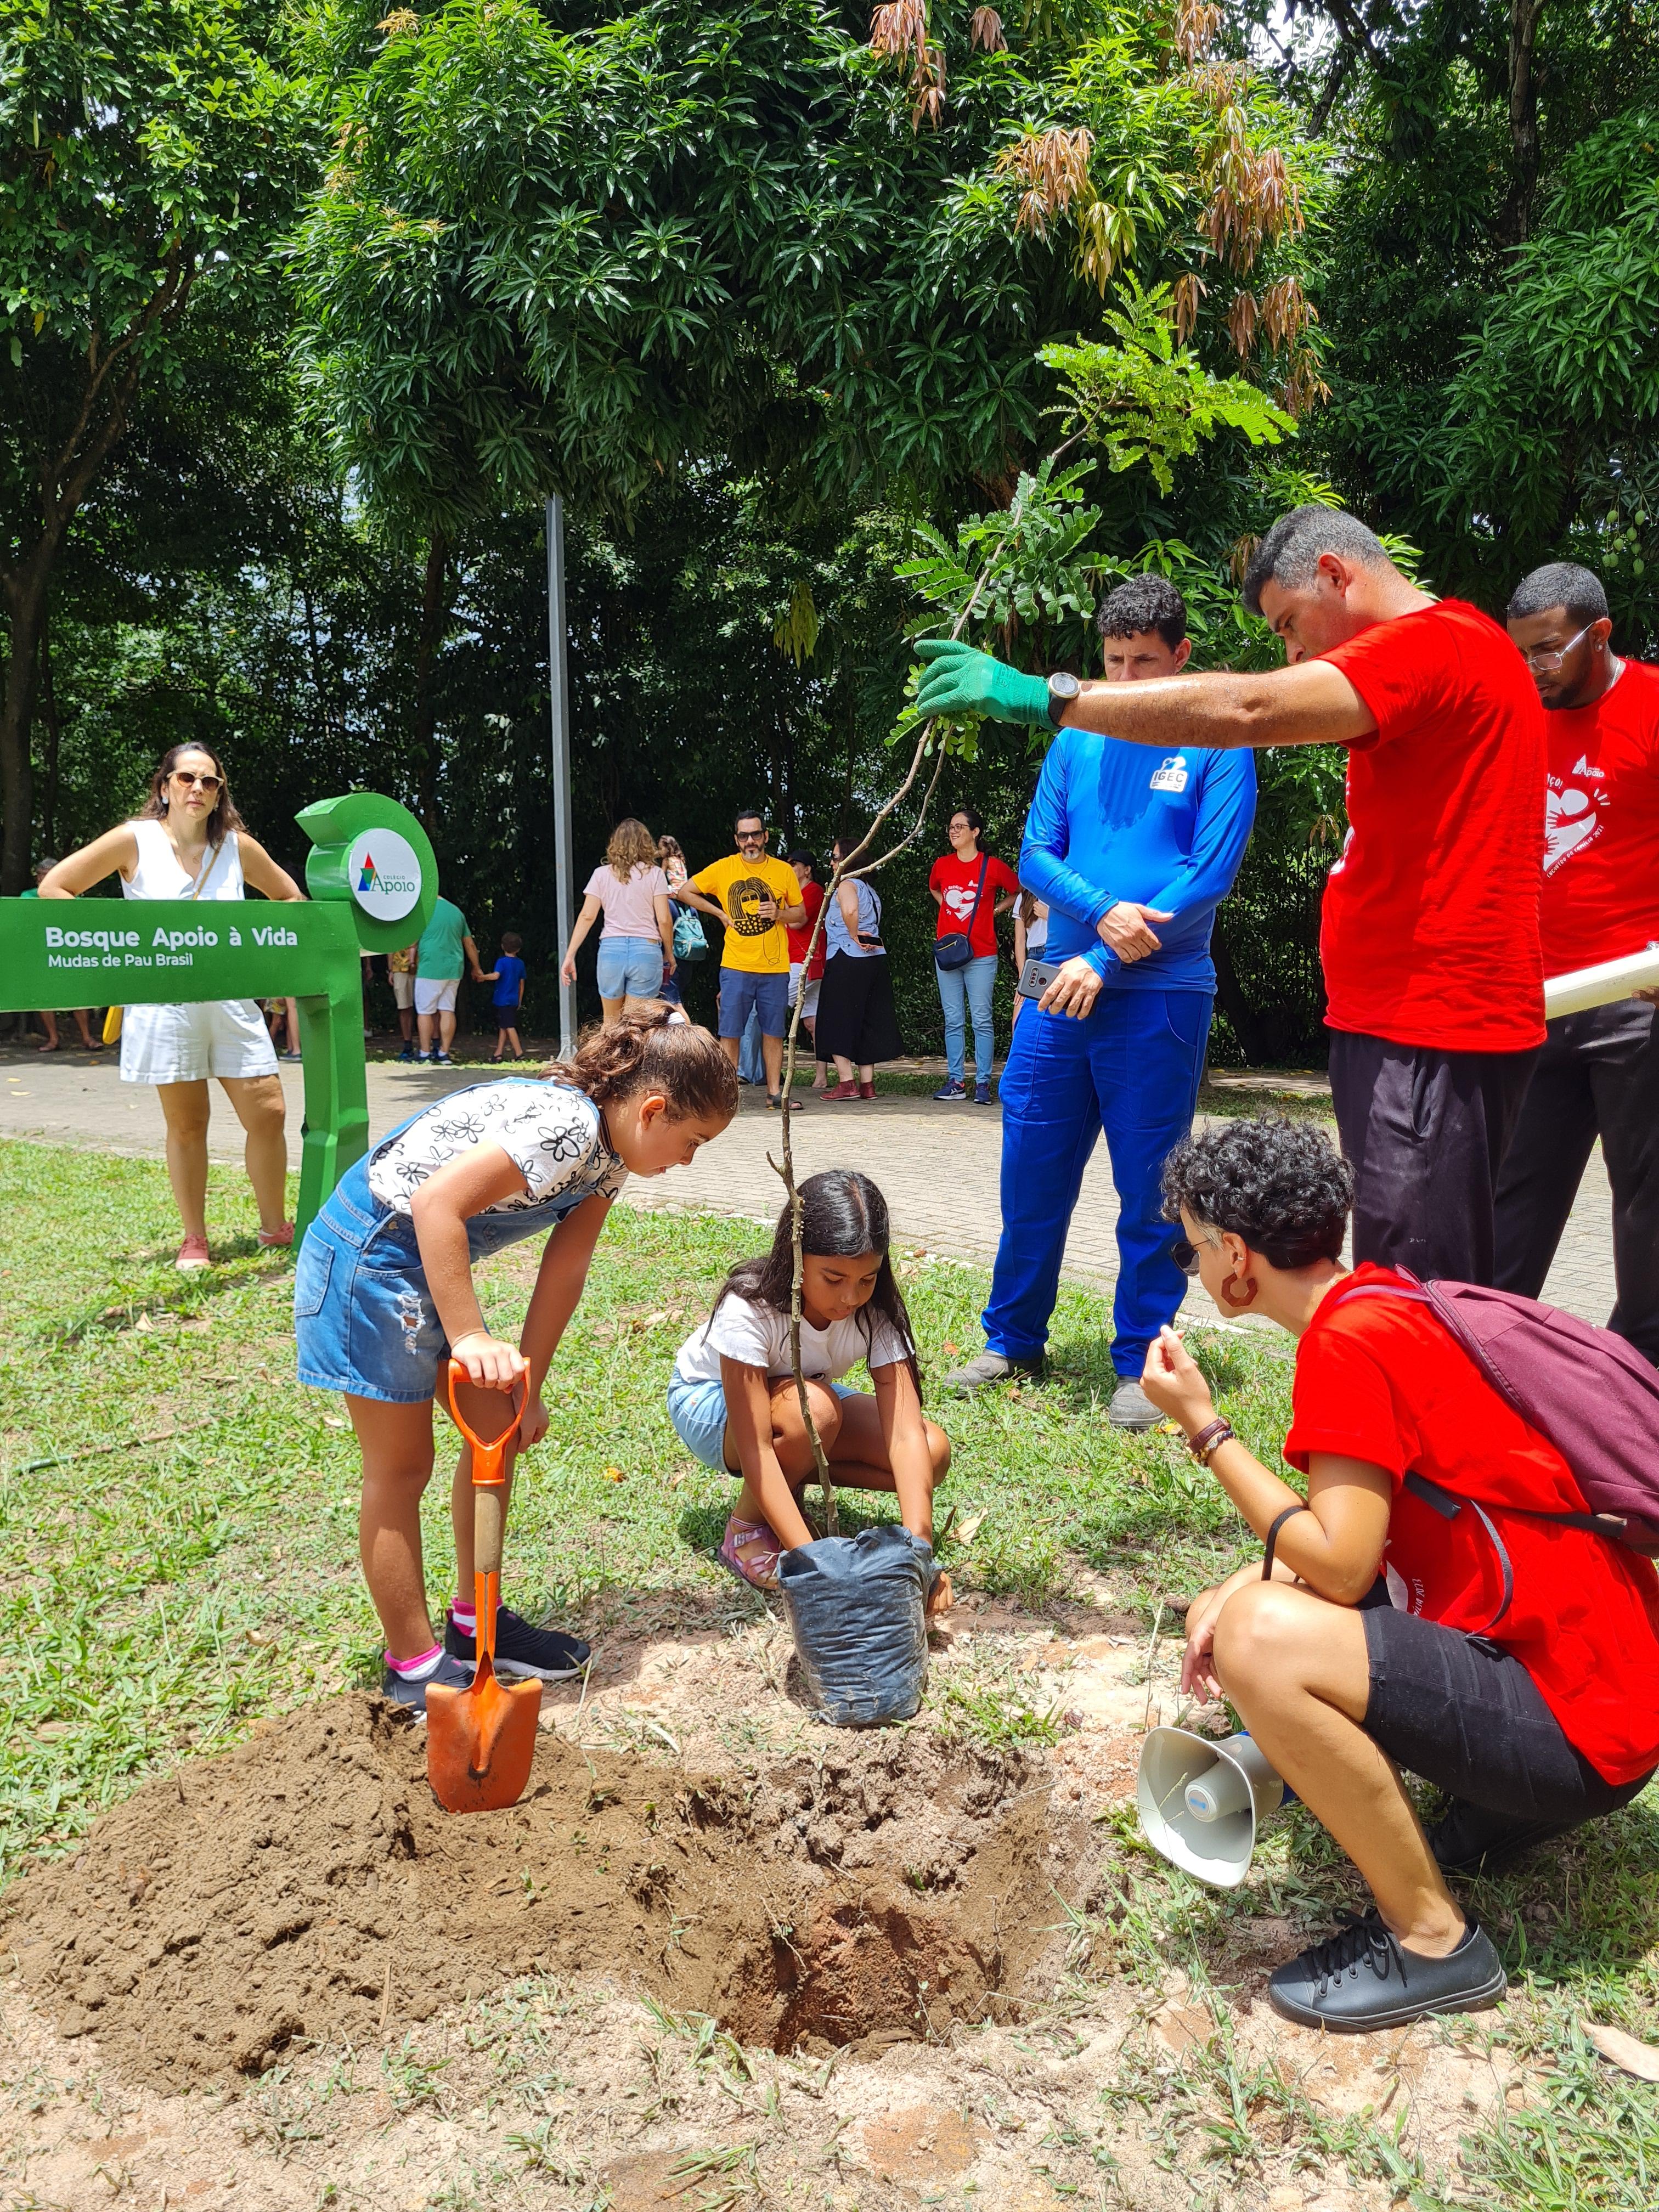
[
  {"x1": 1161, "y1": 1114, "x2": 1351, "y2": 1271},
  {"x1": 605, "y1": 817, "x2": 659, "y2": 879},
  {"x1": 711, "y1": 1169, "x2": 919, "y2": 1392},
  {"x1": 139, "y1": 743, "x2": 246, "y2": 850},
  {"x1": 1097, "y1": 574, "x2": 1187, "y2": 650},
  {"x1": 547, "y1": 1003, "x2": 737, "y2": 1122}
]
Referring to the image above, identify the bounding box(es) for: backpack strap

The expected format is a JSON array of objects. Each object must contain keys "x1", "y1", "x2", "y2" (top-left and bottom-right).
[{"x1": 1402, "y1": 1472, "x2": 1515, "y2": 1634}]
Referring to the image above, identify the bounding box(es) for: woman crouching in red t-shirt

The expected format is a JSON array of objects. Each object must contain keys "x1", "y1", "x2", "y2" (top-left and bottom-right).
[{"x1": 1140, "y1": 1114, "x2": 1659, "y2": 2034}]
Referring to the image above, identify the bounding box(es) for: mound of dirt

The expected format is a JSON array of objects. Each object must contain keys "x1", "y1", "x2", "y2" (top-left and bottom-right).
[{"x1": 2, "y1": 1697, "x2": 1086, "y2": 2089}]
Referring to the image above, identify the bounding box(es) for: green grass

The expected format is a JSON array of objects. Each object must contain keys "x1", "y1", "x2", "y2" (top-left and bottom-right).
[
  {"x1": 2, "y1": 1136, "x2": 1657, "y2": 2212},
  {"x1": 0, "y1": 1133, "x2": 1285, "y2": 1883}
]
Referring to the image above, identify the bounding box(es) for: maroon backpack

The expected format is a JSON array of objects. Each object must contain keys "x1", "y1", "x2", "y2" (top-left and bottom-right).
[{"x1": 1343, "y1": 1273, "x2": 1659, "y2": 1628}]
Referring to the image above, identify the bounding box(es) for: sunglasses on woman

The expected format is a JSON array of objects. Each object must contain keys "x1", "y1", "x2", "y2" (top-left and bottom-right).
[
  {"x1": 172, "y1": 770, "x2": 223, "y2": 792},
  {"x1": 1172, "y1": 1236, "x2": 1200, "y2": 1278}
]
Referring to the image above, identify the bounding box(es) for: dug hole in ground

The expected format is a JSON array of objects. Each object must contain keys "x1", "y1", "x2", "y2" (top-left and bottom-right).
[{"x1": 0, "y1": 1602, "x2": 1538, "y2": 2211}]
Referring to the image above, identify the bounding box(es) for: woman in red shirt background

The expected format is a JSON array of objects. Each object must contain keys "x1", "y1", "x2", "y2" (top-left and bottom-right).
[
  {"x1": 928, "y1": 805, "x2": 1019, "y2": 1104},
  {"x1": 785, "y1": 847, "x2": 827, "y2": 1090},
  {"x1": 1139, "y1": 1114, "x2": 1659, "y2": 2033}
]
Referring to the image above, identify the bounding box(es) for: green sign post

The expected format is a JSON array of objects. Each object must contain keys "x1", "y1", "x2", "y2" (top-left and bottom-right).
[{"x1": 0, "y1": 793, "x2": 437, "y2": 1234}]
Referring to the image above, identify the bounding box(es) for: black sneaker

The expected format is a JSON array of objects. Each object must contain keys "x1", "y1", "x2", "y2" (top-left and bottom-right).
[
  {"x1": 379, "y1": 1650, "x2": 475, "y2": 1718},
  {"x1": 1429, "y1": 1798, "x2": 1579, "y2": 1875},
  {"x1": 1268, "y1": 1909, "x2": 1506, "y2": 2033},
  {"x1": 445, "y1": 1607, "x2": 590, "y2": 1682}
]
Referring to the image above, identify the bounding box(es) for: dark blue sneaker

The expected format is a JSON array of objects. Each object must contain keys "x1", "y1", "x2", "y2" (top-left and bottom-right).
[
  {"x1": 379, "y1": 1650, "x2": 475, "y2": 1719},
  {"x1": 932, "y1": 1078, "x2": 967, "y2": 1101},
  {"x1": 974, "y1": 1079, "x2": 993, "y2": 1104},
  {"x1": 445, "y1": 1608, "x2": 590, "y2": 1682},
  {"x1": 396, "y1": 1043, "x2": 416, "y2": 1063}
]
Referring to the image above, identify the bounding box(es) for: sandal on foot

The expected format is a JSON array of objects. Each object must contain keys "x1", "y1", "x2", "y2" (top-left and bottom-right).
[{"x1": 718, "y1": 1515, "x2": 784, "y2": 1591}]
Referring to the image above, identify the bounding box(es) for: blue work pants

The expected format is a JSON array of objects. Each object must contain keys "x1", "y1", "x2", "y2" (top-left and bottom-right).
[
  {"x1": 936, "y1": 953, "x2": 998, "y2": 1083},
  {"x1": 982, "y1": 988, "x2": 1212, "y2": 1376}
]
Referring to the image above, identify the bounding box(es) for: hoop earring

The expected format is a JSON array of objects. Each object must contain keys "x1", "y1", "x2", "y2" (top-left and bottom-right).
[{"x1": 1219, "y1": 1273, "x2": 1257, "y2": 1310}]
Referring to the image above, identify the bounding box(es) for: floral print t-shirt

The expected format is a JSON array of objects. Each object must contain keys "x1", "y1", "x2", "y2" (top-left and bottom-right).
[{"x1": 366, "y1": 1082, "x2": 628, "y2": 1217}]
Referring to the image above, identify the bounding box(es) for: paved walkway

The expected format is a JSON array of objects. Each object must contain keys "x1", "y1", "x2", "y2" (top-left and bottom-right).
[{"x1": 0, "y1": 1039, "x2": 1620, "y2": 1330}]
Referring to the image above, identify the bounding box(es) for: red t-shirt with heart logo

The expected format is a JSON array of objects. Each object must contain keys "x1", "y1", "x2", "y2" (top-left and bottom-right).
[
  {"x1": 1537, "y1": 659, "x2": 1659, "y2": 975},
  {"x1": 1319, "y1": 600, "x2": 1545, "y2": 1053},
  {"x1": 928, "y1": 852, "x2": 1020, "y2": 958}
]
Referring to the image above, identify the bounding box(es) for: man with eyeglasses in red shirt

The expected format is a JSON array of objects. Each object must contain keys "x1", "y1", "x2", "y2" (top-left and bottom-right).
[{"x1": 1495, "y1": 562, "x2": 1659, "y2": 1364}]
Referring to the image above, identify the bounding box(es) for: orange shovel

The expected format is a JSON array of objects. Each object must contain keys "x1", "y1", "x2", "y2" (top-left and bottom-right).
[{"x1": 426, "y1": 1358, "x2": 543, "y2": 1813}]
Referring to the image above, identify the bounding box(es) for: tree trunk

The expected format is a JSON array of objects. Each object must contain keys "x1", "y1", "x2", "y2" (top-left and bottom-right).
[
  {"x1": 1209, "y1": 909, "x2": 1272, "y2": 1066},
  {"x1": 0, "y1": 545, "x2": 57, "y2": 894},
  {"x1": 410, "y1": 533, "x2": 454, "y2": 834},
  {"x1": 37, "y1": 599, "x2": 63, "y2": 856},
  {"x1": 1499, "y1": 0, "x2": 1548, "y2": 245}
]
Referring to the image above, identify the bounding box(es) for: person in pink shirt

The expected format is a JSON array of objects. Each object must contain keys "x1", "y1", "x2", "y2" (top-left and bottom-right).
[{"x1": 561, "y1": 817, "x2": 678, "y2": 1021}]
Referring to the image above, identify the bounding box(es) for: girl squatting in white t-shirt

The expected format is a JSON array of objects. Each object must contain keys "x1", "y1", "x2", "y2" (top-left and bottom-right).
[{"x1": 668, "y1": 1169, "x2": 952, "y2": 1602}]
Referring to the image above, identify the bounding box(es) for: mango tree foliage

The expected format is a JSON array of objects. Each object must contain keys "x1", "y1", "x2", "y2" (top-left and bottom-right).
[
  {"x1": 292, "y1": 0, "x2": 1323, "y2": 530},
  {"x1": 0, "y1": 0, "x2": 301, "y2": 891}
]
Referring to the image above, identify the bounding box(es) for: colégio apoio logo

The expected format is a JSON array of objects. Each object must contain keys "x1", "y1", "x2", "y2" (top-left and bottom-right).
[{"x1": 345, "y1": 828, "x2": 424, "y2": 923}]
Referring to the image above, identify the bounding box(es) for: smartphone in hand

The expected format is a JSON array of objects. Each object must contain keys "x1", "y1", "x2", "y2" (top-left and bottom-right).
[{"x1": 1017, "y1": 957, "x2": 1063, "y2": 1001}]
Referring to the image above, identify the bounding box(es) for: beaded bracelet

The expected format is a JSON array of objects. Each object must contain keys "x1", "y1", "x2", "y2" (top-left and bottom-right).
[{"x1": 1186, "y1": 1418, "x2": 1234, "y2": 1466}]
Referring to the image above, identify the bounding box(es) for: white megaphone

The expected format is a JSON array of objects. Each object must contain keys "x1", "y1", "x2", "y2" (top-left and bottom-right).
[{"x1": 1137, "y1": 1728, "x2": 1286, "y2": 1888}]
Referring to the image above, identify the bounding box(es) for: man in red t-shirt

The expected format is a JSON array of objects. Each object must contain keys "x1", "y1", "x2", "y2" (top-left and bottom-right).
[
  {"x1": 915, "y1": 505, "x2": 1546, "y2": 1281},
  {"x1": 1495, "y1": 562, "x2": 1659, "y2": 1363}
]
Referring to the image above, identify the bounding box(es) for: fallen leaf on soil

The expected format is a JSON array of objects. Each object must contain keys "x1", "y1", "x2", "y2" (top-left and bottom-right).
[
  {"x1": 603, "y1": 1465, "x2": 627, "y2": 1482},
  {"x1": 955, "y1": 1510, "x2": 986, "y2": 1545},
  {"x1": 322, "y1": 1415, "x2": 345, "y2": 1430},
  {"x1": 1585, "y1": 2021, "x2": 1659, "y2": 2080}
]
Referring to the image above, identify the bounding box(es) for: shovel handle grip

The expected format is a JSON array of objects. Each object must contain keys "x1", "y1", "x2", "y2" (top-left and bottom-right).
[
  {"x1": 474, "y1": 1483, "x2": 506, "y2": 1581},
  {"x1": 444, "y1": 1357, "x2": 526, "y2": 1486}
]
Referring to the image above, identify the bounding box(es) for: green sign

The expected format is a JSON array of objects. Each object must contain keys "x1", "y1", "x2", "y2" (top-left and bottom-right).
[{"x1": 0, "y1": 793, "x2": 437, "y2": 1234}]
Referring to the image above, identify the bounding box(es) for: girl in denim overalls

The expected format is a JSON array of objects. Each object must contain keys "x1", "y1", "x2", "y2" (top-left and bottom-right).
[{"x1": 295, "y1": 1006, "x2": 737, "y2": 1712}]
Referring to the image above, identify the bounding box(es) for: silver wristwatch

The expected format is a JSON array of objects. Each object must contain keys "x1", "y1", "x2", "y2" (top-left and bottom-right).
[{"x1": 1047, "y1": 670, "x2": 1082, "y2": 724}]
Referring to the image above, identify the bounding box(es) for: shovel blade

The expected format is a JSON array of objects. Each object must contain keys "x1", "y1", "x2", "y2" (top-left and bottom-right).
[{"x1": 426, "y1": 1653, "x2": 541, "y2": 1813}]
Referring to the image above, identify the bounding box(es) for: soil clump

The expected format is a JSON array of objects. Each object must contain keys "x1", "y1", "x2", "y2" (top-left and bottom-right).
[{"x1": 2, "y1": 1695, "x2": 1084, "y2": 2089}]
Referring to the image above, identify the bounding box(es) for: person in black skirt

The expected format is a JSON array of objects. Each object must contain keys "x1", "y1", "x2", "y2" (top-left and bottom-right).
[{"x1": 815, "y1": 834, "x2": 904, "y2": 1099}]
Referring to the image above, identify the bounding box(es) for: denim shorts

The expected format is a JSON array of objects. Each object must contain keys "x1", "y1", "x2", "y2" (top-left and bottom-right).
[
  {"x1": 667, "y1": 1371, "x2": 856, "y2": 1472},
  {"x1": 596, "y1": 934, "x2": 666, "y2": 1000},
  {"x1": 294, "y1": 1176, "x2": 450, "y2": 1404},
  {"x1": 718, "y1": 966, "x2": 789, "y2": 1040}
]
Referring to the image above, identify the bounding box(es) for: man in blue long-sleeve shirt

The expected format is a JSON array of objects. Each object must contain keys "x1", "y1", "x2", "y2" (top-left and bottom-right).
[{"x1": 945, "y1": 578, "x2": 1257, "y2": 1424}]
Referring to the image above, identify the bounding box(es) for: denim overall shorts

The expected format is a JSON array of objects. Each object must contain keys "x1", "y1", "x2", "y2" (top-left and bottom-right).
[{"x1": 294, "y1": 1088, "x2": 613, "y2": 1403}]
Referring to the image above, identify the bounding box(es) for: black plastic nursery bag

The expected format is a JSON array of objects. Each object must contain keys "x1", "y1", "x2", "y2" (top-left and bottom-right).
[{"x1": 777, "y1": 1521, "x2": 936, "y2": 1726}]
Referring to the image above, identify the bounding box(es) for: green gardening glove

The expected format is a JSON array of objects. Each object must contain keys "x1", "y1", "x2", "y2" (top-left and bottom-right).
[{"x1": 915, "y1": 638, "x2": 1054, "y2": 729}]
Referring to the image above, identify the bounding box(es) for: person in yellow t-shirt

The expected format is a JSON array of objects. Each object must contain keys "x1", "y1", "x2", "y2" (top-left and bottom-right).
[{"x1": 675, "y1": 809, "x2": 809, "y2": 1108}]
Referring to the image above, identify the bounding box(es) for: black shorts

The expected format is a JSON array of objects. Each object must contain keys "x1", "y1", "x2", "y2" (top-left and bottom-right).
[{"x1": 1361, "y1": 1600, "x2": 1653, "y2": 1824}]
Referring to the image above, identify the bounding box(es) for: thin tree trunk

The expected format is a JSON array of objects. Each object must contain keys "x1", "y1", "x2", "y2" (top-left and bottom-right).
[
  {"x1": 1499, "y1": 0, "x2": 1548, "y2": 245},
  {"x1": 0, "y1": 563, "x2": 46, "y2": 893},
  {"x1": 37, "y1": 599, "x2": 63, "y2": 855},
  {"x1": 410, "y1": 533, "x2": 453, "y2": 833}
]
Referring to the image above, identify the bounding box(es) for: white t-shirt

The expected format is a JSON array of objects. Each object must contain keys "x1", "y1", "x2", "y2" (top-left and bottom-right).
[
  {"x1": 367, "y1": 1082, "x2": 628, "y2": 1216},
  {"x1": 674, "y1": 1289, "x2": 912, "y2": 1387},
  {"x1": 585, "y1": 862, "x2": 669, "y2": 940}
]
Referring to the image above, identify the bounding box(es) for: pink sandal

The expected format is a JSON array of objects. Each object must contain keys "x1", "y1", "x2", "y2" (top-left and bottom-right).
[{"x1": 718, "y1": 1515, "x2": 784, "y2": 1591}]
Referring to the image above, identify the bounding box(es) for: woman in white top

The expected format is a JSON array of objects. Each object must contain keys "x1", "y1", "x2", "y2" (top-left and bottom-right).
[
  {"x1": 1012, "y1": 892, "x2": 1049, "y2": 1029},
  {"x1": 560, "y1": 817, "x2": 677, "y2": 1021},
  {"x1": 40, "y1": 744, "x2": 304, "y2": 1269}
]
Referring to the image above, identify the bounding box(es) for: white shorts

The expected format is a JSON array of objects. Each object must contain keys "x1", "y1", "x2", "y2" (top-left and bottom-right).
[
  {"x1": 414, "y1": 977, "x2": 459, "y2": 1017},
  {"x1": 390, "y1": 969, "x2": 416, "y2": 1010},
  {"x1": 788, "y1": 964, "x2": 820, "y2": 1019},
  {"x1": 119, "y1": 1000, "x2": 280, "y2": 1086}
]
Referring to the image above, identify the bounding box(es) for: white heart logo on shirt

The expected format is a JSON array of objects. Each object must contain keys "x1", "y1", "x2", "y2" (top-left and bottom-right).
[{"x1": 1544, "y1": 786, "x2": 1600, "y2": 875}]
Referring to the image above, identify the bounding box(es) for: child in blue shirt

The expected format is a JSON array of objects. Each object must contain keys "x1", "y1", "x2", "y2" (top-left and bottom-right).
[{"x1": 481, "y1": 932, "x2": 527, "y2": 1060}]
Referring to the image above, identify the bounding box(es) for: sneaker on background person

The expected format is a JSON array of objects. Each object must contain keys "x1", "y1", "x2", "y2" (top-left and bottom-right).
[
  {"x1": 974, "y1": 1079, "x2": 994, "y2": 1105},
  {"x1": 1108, "y1": 1378, "x2": 1163, "y2": 1430},
  {"x1": 933, "y1": 1077, "x2": 967, "y2": 1102}
]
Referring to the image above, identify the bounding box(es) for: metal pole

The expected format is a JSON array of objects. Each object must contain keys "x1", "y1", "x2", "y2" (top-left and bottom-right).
[{"x1": 545, "y1": 493, "x2": 576, "y2": 1057}]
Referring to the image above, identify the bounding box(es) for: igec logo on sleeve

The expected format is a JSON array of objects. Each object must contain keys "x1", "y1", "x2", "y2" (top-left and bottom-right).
[{"x1": 345, "y1": 829, "x2": 424, "y2": 923}]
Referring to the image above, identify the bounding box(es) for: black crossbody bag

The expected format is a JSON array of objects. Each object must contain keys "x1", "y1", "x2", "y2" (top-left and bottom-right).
[{"x1": 934, "y1": 856, "x2": 989, "y2": 972}]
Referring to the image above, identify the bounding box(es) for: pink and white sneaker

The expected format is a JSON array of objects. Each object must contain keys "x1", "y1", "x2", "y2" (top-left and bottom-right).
[
  {"x1": 717, "y1": 1515, "x2": 785, "y2": 1591},
  {"x1": 175, "y1": 1233, "x2": 210, "y2": 1272}
]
